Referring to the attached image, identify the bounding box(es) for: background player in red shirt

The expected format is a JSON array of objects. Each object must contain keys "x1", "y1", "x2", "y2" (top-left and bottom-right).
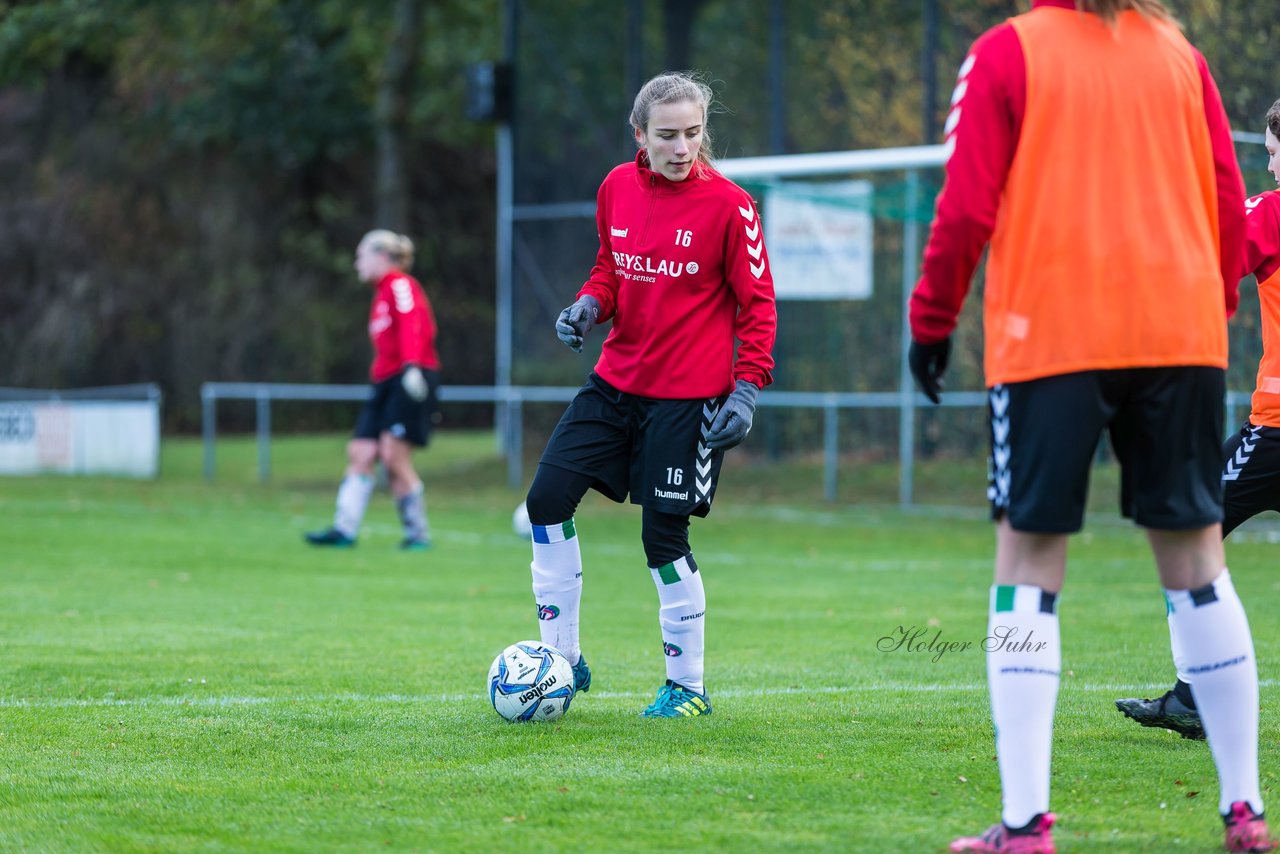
[
  {"x1": 1117, "y1": 98, "x2": 1280, "y2": 746},
  {"x1": 524, "y1": 71, "x2": 776, "y2": 719},
  {"x1": 908, "y1": 2, "x2": 1271, "y2": 851},
  {"x1": 306, "y1": 229, "x2": 442, "y2": 550}
]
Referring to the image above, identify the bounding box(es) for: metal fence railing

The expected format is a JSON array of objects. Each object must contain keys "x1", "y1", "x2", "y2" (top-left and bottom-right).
[
  {"x1": 0, "y1": 383, "x2": 162, "y2": 402},
  {"x1": 200, "y1": 382, "x2": 1255, "y2": 503}
]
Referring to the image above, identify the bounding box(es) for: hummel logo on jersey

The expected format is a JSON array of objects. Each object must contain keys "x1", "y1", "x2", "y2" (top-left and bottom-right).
[
  {"x1": 611, "y1": 226, "x2": 629, "y2": 238},
  {"x1": 738, "y1": 204, "x2": 767, "y2": 279}
]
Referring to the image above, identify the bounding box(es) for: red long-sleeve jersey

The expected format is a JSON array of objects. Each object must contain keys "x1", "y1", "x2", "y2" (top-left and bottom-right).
[
  {"x1": 910, "y1": 0, "x2": 1245, "y2": 355},
  {"x1": 368, "y1": 271, "x2": 440, "y2": 383},
  {"x1": 1245, "y1": 190, "x2": 1280, "y2": 426},
  {"x1": 578, "y1": 150, "x2": 777, "y2": 399}
]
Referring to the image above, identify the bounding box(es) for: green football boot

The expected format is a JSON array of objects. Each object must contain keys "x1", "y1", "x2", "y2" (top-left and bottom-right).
[
  {"x1": 571, "y1": 654, "x2": 591, "y2": 694},
  {"x1": 641, "y1": 679, "x2": 711, "y2": 718}
]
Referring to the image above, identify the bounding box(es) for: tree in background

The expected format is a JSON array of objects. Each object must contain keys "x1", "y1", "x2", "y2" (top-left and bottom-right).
[
  {"x1": 1, "y1": 0, "x2": 1276, "y2": 434},
  {"x1": 375, "y1": 0, "x2": 423, "y2": 233},
  {"x1": 0, "y1": 0, "x2": 496, "y2": 429}
]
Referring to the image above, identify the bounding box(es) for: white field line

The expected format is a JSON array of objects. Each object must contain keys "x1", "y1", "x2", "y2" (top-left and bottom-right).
[{"x1": 4, "y1": 680, "x2": 1278, "y2": 709}]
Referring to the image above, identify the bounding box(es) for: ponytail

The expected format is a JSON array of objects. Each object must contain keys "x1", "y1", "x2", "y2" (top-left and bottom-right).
[{"x1": 360, "y1": 229, "x2": 415, "y2": 271}]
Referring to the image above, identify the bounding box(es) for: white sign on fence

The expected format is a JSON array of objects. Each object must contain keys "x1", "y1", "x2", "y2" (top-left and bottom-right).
[
  {"x1": 0, "y1": 401, "x2": 160, "y2": 478},
  {"x1": 764, "y1": 180, "x2": 874, "y2": 300}
]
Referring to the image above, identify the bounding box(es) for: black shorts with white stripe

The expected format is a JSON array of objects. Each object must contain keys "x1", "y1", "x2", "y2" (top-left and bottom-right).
[
  {"x1": 1222, "y1": 422, "x2": 1280, "y2": 535},
  {"x1": 539, "y1": 372, "x2": 728, "y2": 518},
  {"x1": 987, "y1": 367, "x2": 1224, "y2": 534}
]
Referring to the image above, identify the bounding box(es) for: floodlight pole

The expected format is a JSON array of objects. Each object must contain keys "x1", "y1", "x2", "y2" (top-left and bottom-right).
[
  {"x1": 495, "y1": 0, "x2": 517, "y2": 464},
  {"x1": 899, "y1": 170, "x2": 921, "y2": 507},
  {"x1": 922, "y1": 0, "x2": 939, "y2": 144},
  {"x1": 626, "y1": 0, "x2": 643, "y2": 105},
  {"x1": 769, "y1": 0, "x2": 786, "y2": 155}
]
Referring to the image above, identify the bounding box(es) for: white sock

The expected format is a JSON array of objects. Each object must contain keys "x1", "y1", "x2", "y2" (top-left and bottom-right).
[
  {"x1": 1167, "y1": 570, "x2": 1263, "y2": 816},
  {"x1": 530, "y1": 519, "x2": 582, "y2": 664},
  {"x1": 650, "y1": 555, "x2": 706, "y2": 695},
  {"x1": 333, "y1": 474, "x2": 374, "y2": 539},
  {"x1": 1167, "y1": 609, "x2": 1194, "y2": 687},
  {"x1": 1167, "y1": 599, "x2": 1192, "y2": 691},
  {"x1": 987, "y1": 584, "x2": 1060, "y2": 829},
  {"x1": 395, "y1": 484, "x2": 430, "y2": 542}
]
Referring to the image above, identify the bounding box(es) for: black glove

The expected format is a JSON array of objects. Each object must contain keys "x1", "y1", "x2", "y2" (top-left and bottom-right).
[
  {"x1": 908, "y1": 337, "x2": 952, "y2": 404},
  {"x1": 555, "y1": 295, "x2": 601, "y2": 353},
  {"x1": 705, "y1": 380, "x2": 760, "y2": 451}
]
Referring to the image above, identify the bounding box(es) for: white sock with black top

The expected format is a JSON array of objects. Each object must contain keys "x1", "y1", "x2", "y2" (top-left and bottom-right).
[{"x1": 1166, "y1": 570, "x2": 1263, "y2": 816}]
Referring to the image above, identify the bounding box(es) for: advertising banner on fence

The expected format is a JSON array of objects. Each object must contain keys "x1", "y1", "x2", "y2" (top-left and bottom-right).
[
  {"x1": 764, "y1": 180, "x2": 874, "y2": 300},
  {"x1": 0, "y1": 401, "x2": 160, "y2": 478}
]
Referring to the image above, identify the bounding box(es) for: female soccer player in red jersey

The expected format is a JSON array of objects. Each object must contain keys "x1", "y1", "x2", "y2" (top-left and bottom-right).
[
  {"x1": 524, "y1": 71, "x2": 777, "y2": 719},
  {"x1": 305, "y1": 229, "x2": 441, "y2": 551}
]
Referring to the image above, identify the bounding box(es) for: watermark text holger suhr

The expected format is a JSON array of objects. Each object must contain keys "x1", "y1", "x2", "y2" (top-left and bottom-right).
[{"x1": 877, "y1": 625, "x2": 1049, "y2": 663}]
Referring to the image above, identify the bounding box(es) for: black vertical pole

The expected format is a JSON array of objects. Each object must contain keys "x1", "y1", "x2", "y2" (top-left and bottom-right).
[
  {"x1": 922, "y1": 0, "x2": 939, "y2": 143},
  {"x1": 626, "y1": 0, "x2": 644, "y2": 153},
  {"x1": 769, "y1": 0, "x2": 786, "y2": 154},
  {"x1": 495, "y1": 0, "x2": 518, "y2": 460}
]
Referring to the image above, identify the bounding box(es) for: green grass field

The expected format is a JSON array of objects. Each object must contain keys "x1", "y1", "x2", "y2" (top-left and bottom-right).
[{"x1": 4, "y1": 432, "x2": 1280, "y2": 852}]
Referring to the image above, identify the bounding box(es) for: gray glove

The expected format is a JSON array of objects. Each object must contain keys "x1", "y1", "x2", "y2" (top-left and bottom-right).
[
  {"x1": 401, "y1": 365, "x2": 429, "y2": 402},
  {"x1": 705, "y1": 380, "x2": 759, "y2": 451},
  {"x1": 555, "y1": 295, "x2": 601, "y2": 353}
]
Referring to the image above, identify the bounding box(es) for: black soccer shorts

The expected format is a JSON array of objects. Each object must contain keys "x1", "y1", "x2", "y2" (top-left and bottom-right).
[
  {"x1": 539, "y1": 373, "x2": 729, "y2": 517},
  {"x1": 987, "y1": 366, "x2": 1224, "y2": 533},
  {"x1": 354, "y1": 367, "x2": 440, "y2": 448},
  {"x1": 1222, "y1": 422, "x2": 1280, "y2": 535}
]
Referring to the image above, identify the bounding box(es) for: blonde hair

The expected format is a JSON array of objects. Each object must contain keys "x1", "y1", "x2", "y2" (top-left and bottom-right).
[
  {"x1": 1076, "y1": 0, "x2": 1175, "y2": 24},
  {"x1": 360, "y1": 229, "x2": 415, "y2": 270},
  {"x1": 629, "y1": 71, "x2": 717, "y2": 168}
]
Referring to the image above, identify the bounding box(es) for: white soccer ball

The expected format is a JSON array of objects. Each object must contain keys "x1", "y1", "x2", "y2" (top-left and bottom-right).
[
  {"x1": 512, "y1": 501, "x2": 532, "y2": 539},
  {"x1": 487, "y1": 640, "x2": 575, "y2": 722}
]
